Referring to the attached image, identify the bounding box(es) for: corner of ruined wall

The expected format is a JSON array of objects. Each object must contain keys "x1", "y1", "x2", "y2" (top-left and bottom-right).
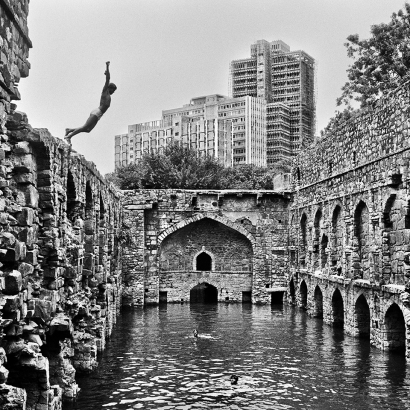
[
  {"x1": 0, "y1": 5, "x2": 125, "y2": 402},
  {"x1": 0, "y1": 107, "x2": 125, "y2": 408}
]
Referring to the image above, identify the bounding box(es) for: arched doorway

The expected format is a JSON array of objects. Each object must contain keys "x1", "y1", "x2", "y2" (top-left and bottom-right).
[
  {"x1": 332, "y1": 289, "x2": 344, "y2": 328},
  {"x1": 384, "y1": 303, "x2": 406, "y2": 353},
  {"x1": 313, "y1": 286, "x2": 323, "y2": 318},
  {"x1": 300, "y1": 280, "x2": 308, "y2": 310},
  {"x1": 196, "y1": 252, "x2": 212, "y2": 271},
  {"x1": 190, "y1": 283, "x2": 218, "y2": 304},
  {"x1": 355, "y1": 294, "x2": 370, "y2": 339}
]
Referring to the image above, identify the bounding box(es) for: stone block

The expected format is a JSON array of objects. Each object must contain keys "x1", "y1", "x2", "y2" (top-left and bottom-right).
[
  {"x1": 17, "y1": 207, "x2": 35, "y2": 226},
  {"x1": 3, "y1": 294, "x2": 20, "y2": 312},
  {"x1": 18, "y1": 226, "x2": 36, "y2": 247},
  {"x1": 32, "y1": 299, "x2": 53, "y2": 321},
  {"x1": 17, "y1": 184, "x2": 39, "y2": 208},
  {"x1": 14, "y1": 141, "x2": 32, "y2": 155},
  {"x1": 49, "y1": 314, "x2": 73, "y2": 335},
  {"x1": 0, "y1": 232, "x2": 16, "y2": 247},
  {"x1": 63, "y1": 266, "x2": 77, "y2": 279},
  {"x1": 4, "y1": 270, "x2": 22, "y2": 294},
  {"x1": 12, "y1": 153, "x2": 37, "y2": 173},
  {"x1": 25, "y1": 249, "x2": 38, "y2": 264},
  {"x1": 84, "y1": 253, "x2": 94, "y2": 270}
]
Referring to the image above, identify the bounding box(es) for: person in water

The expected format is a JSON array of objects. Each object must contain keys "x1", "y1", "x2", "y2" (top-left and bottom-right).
[
  {"x1": 230, "y1": 374, "x2": 239, "y2": 385},
  {"x1": 65, "y1": 61, "x2": 117, "y2": 143},
  {"x1": 193, "y1": 329, "x2": 198, "y2": 338}
]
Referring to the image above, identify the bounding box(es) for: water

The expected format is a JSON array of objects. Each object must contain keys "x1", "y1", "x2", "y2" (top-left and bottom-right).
[{"x1": 69, "y1": 304, "x2": 410, "y2": 410}]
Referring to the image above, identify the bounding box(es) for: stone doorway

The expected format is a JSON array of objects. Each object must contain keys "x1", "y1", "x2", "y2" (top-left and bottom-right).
[
  {"x1": 383, "y1": 303, "x2": 406, "y2": 354},
  {"x1": 332, "y1": 289, "x2": 344, "y2": 328},
  {"x1": 159, "y1": 291, "x2": 168, "y2": 304},
  {"x1": 300, "y1": 280, "x2": 308, "y2": 310},
  {"x1": 354, "y1": 294, "x2": 370, "y2": 339},
  {"x1": 190, "y1": 283, "x2": 218, "y2": 304},
  {"x1": 242, "y1": 291, "x2": 252, "y2": 303},
  {"x1": 313, "y1": 286, "x2": 323, "y2": 318},
  {"x1": 271, "y1": 291, "x2": 284, "y2": 305},
  {"x1": 196, "y1": 252, "x2": 212, "y2": 271}
]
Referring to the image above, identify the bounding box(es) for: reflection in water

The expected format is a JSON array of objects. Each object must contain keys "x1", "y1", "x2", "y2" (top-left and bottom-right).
[{"x1": 68, "y1": 304, "x2": 410, "y2": 410}]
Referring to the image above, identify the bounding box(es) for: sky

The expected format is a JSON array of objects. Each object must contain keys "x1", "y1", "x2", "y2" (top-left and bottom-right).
[{"x1": 16, "y1": 0, "x2": 406, "y2": 175}]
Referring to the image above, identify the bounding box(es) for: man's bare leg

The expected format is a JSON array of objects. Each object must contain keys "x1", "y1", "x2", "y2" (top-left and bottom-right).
[{"x1": 65, "y1": 115, "x2": 99, "y2": 142}]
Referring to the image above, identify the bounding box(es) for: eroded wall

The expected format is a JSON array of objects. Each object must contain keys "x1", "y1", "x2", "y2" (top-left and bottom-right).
[
  {"x1": 289, "y1": 78, "x2": 410, "y2": 358},
  {"x1": 0, "y1": 112, "x2": 123, "y2": 408}
]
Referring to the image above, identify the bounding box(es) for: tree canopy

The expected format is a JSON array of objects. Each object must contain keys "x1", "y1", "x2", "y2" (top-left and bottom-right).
[
  {"x1": 320, "y1": 3, "x2": 410, "y2": 137},
  {"x1": 110, "y1": 142, "x2": 278, "y2": 190},
  {"x1": 338, "y1": 3, "x2": 410, "y2": 109}
]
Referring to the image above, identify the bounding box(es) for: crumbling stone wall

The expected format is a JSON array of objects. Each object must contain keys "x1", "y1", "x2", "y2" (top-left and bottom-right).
[
  {"x1": 289, "y1": 78, "x2": 410, "y2": 358},
  {"x1": 122, "y1": 189, "x2": 289, "y2": 305},
  {"x1": 0, "y1": 115, "x2": 123, "y2": 409}
]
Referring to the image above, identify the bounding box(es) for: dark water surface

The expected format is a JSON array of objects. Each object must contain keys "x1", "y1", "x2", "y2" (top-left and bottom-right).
[{"x1": 69, "y1": 304, "x2": 410, "y2": 410}]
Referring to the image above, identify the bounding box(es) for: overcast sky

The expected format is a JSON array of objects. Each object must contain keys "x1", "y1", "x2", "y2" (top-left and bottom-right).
[{"x1": 17, "y1": 0, "x2": 406, "y2": 175}]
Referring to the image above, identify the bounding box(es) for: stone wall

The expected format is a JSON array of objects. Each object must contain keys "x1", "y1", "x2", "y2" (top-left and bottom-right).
[
  {"x1": 121, "y1": 189, "x2": 289, "y2": 306},
  {"x1": 289, "y1": 78, "x2": 410, "y2": 358},
  {"x1": 0, "y1": 112, "x2": 123, "y2": 408}
]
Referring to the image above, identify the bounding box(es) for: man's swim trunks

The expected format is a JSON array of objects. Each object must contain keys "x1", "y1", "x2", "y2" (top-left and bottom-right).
[{"x1": 90, "y1": 108, "x2": 104, "y2": 119}]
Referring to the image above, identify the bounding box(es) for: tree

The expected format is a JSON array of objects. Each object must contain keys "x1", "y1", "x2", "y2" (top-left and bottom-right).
[
  {"x1": 221, "y1": 165, "x2": 275, "y2": 190},
  {"x1": 115, "y1": 143, "x2": 225, "y2": 190},
  {"x1": 113, "y1": 142, "x2": 278, "y2": 190},
  {"x1": 338, "y1": 3, "x2": 410, "y2": 108}
]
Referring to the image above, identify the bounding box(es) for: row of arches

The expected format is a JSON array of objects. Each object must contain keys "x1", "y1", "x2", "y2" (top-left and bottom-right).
[
  {"x1": 289, "y1": 279, "x2": 407, "y2": 353},
  {"x1": 294, "y1": 194, "x2": 410, "y2": 283}
]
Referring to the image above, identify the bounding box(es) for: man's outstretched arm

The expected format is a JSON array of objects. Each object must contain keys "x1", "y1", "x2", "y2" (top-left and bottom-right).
[{"x1": 103, "y1": 61, "x2": 110, "y2": 90}]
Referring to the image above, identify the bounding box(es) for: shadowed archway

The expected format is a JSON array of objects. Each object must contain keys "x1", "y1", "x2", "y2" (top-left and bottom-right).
[
  {"x1": 190, "y1": 283, "x2": 218, "y2": 304},
  {"x1": 384, "y1": 303, "x2": 406, "y2": 354},
  {"x1": 355, "y1": 294, "x2": 370, "y2": 339},
  {"x1": 332, "y1": 289, "x2": 344, "y2": 328},
  {"x1": 313, "y1": 286, "x2": 323, "y2": 318},
  {"x1": 300, "y1": 280, "x2": 308, "y2": 309}
]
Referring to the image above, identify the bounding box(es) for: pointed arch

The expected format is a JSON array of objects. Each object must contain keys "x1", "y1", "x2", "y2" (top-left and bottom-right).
[
  {"x1": 313, "y1": 208, "x2": 322, "y2": 269},
  {"x1": 300, "y1": 280, "x2": 308, "y2": 309},
  {"x1": 321, "y1": 234, "x2": 328, "y2": 269},
  {"x1": 354, "y1": 294, "x2": 370, "y2": 339},
  {"x1": 331, "y1": 204, "x2": 343, "y2": 273},
  {"x1": 193, "y1": 248, "x2": 215, "y2": 271},
  {"x1": 300, "y1": 213, "x2": 307, "y2": 267},
  {"x1": 158, "y1": 213, "x2": 256, "y2": 248},
  {"x1": 313, "y1": 286, "x2": 323, "y2": 318},
  {"x1": 354, "y1": 201, "x2": 369, "y2": 279},
  {"x1": 383, "y1": 303, "x2": 406, "y2": 353},
  {"x1": 332, "y1": 288, "x2": 344, "y2": 328}
]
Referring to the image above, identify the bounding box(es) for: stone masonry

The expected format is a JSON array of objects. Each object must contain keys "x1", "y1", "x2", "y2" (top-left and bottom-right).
[
  {"x1": 289, "y1": 78, "x2": 410, "y2": 358},
  {"x1": 3, "y1": 0, "x2": 410, "y2": 407},
  {"x1": 121, "y1": 189, "x2": 289, "y2": 305}
]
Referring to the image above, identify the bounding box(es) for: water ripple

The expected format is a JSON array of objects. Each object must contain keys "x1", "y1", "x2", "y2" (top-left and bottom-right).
[{"x1": 68, "y1": 304, "x2": 410, "y2": 410}]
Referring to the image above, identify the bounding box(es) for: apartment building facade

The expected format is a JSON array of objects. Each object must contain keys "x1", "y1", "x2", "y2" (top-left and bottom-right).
[
  {"x1": 230, "y1": 39, "x2": 315, "y2": 166},
  {"x1": 115, "y1": 94, "x2": 266, "y2": 169}
]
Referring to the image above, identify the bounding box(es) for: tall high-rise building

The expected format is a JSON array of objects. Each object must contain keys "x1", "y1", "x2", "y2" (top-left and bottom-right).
[
  {"x1": 115, "y1": 94, "x2": 266, "y2": 169},
  {"x1": 230, "y1": 39, "x2": 315, "y2": 166}
]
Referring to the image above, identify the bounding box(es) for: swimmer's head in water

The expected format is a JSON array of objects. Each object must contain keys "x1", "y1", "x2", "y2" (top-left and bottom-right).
[{"x1": 230, "y1": 374, "x2": 239, "y2": 385}]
